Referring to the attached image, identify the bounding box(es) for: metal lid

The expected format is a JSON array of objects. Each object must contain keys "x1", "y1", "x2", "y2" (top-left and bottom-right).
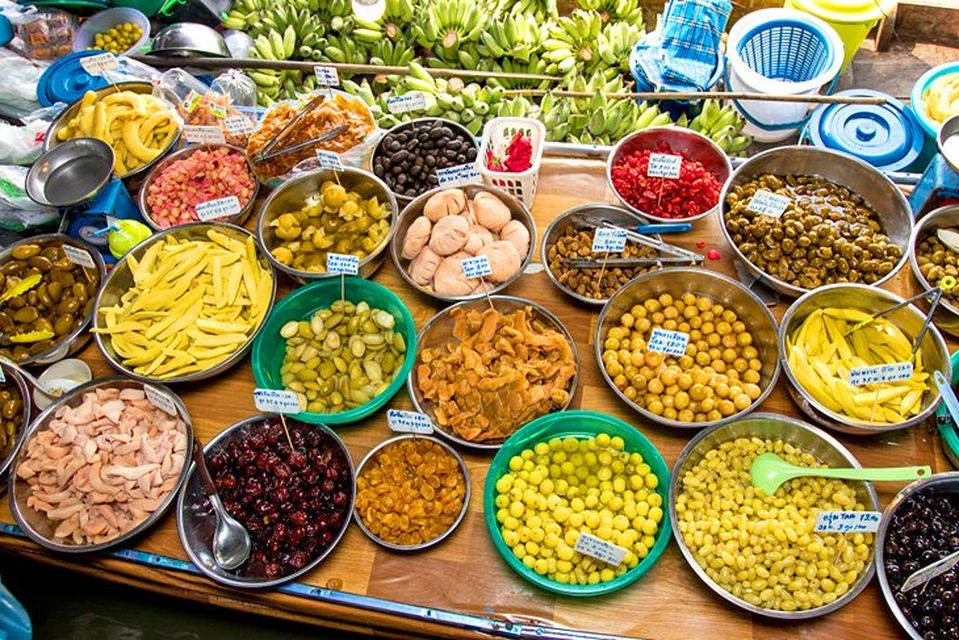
[
  {"x1": 37, "y1": 50, "x2": 109, "y2": 107},
  {"x1": 807, "y1": 89, "x2": 924, "y2": 172}
]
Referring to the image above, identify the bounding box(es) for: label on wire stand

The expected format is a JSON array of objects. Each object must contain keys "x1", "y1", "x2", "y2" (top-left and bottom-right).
[
  {"x1": 647, "y1": 153, "x2": 682, "y2": 179},
  {"x1": 315, "y1": 150, "x2": 344, "y2": 171},
  {"x1": 436, "y1": 163, "x2": 481, "y2": 187},
  {"x1": 814, "y1": 511, "x2": 882, "y2": 533},
  {"x1": 224, "y1": 116, "x2": 256, "y2": 136},
  {"x1": 386, "y1": 409, "x2": 434, "y2": 434},
  {"x1": 144, "y1": 385, "x2": 178, "y2": 416},
  {"x1": 575, "y1": 533, "x2": 627, "y2": 566},
  {"x1": 314, "y1": 66, "x2": 340, "y2": 86},
  {"x1": 387, "y1": 92, "x2": 427, "y2": 114},
  {"x1": 591, "y1": 228, "x2": 627, "y2": 253},
  {"x1": 461, "y1": 255, "x2": 492, "y2": 279},
  {"x1": 747, "y1": 190, "x2": 791, "y2": 218},
  {"x1": 182, "y1": 125, "x2": 226, "y2": 145},
  {"x1": 327, "y1": 253, "x2": 359, "y2": 275},
  {"x1": 254, "y1": 388, "x2": 302, "y2": 414},
  {"x1": 848, "y1": 362, "x2": 913, "y2": 386},
  {"x1": 80, "y1": 52, "x2": 119, "y2": 75},
  {"x1": 195, "y1": 196, "x2": 241, "y2": 221},
  {"x1": 62, "y1": 245, "x2": 96, "y2": 269},
  {"x1": 647, "y1": 328, "x2": 690, "y2": 356}
]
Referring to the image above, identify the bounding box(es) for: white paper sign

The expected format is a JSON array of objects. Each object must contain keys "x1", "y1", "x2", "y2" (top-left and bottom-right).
[
  {"x1": 182, "y1": 124, "x2": 226, "y2": 145},
  {"x1": 62, "y1": 245, "x2": 96, "y2": 269},
  {"x1": 591, "y1": 228, "x2": 628, "y2": 253},
  {"x1": 144, "y1": 385, "x2": 178, "y2": 416},
  {"x1": 386, "y1": 409, "x2": 434, "y2": 434},
  {"x1": 647, "y1": 153, "x2": 682, "y2": 179},
  {"x1": 848, "y1": 362, "x2": 914, "y2": 386},
  {"x1": 253, "y1": 388, "x2": 302, "y2": 413},
  {"x1": 316, "y1": 150, "x2": 344, "y2": 171},
  {"x1": 387, "y1": 92, "x2": 427, "y2": 114},
  {"x1": 647, "y1": 328, "x2": 690, "y2": 357},
  {"x1": 814, "y1": 511, "x2": 882, "y2": 533},
  {"x1": 80, "y1": 52, "x2": 119, "y2": 75},
  {"x1": 461, "y1": 255, "x2": 492, "y2": 279},
  {"x1": 436, "y1": 163, "x2": 482, "y2": 187},
  {"x1": 901, "y1": 554, "x2": 959, "y2": 592},
  {"x1": 575, "y1": 533, "x2": 627, "y2": 566},
  {"x1": 327, "y1": 252, "x2": 359, "y2": 275},
  {"x1": 195, "y1": 196, "x2": 241, "y2": 221},
  {"x1": 314, "y1": 66, "x2": 340, "y2": 86},
  {"x1": 747, "y1": 190, "x2": 791, "y2": 218},
  {"x1": 224, "y1": 115, "x2": 256, "y2": 136}
]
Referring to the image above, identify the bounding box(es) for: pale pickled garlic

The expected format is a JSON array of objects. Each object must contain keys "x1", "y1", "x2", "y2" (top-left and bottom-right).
[{"x1": 922, "y1": 72, "x2": 959, "y2": 123}]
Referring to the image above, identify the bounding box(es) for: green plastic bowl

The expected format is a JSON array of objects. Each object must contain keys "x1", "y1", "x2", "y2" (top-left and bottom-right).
[
  {"x1": 251, "y1": 278, "x2": 417, "y2": 425},
  {"x1": 483, "y1": 410, "x2": 672, "y2": 597}
]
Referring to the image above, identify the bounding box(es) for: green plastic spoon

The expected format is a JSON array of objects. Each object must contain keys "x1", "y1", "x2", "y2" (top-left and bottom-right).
[{"x1": 750, "y1": 452, "x2": 931, "y2": 495}]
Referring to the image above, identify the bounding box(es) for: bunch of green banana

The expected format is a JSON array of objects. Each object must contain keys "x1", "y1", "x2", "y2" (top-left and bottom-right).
[
  {"x1": 542, "y1": 10, "x2": 605, "y2": 76},
  {"x1": 495, "y1": 0, "x2": 557, "y2": 20},
  {"x1": 414, "y1": 0, "x2": 485, "y2": 51},
  {"x1": 597, "y1": 21, "x2": 643, "y2": 73},
  {"x1": 576, "y1": 0, "x2": 643, "y2": 25},
  {"x1": 321, "y1": 34, "x2": 368, "y2": 73},
  {"x1": 539, "y1": 88, "x2": 673, "y2": 145},
  {"x1": 495, "y1": 95, "x2": 537, "y2": 119},
  {"x1": 367, "y1": 38, "x2": 416, "y2": 68},
  {"x1": 689, "y1": 99, "x2": 752, "y2": 155},
  {"x1": 477, "y1": 14, "x2": 545, "y2": 63},
  {"x1": 480, "y1": 58, "x2": 552, "y2": 91},
  {"x1": 563, "y1": 68, "x2": 627, "y2": 111},
  {"x1": 245, "y1": 25, "x2": 311, "y2": 105},
  {"x1": 353, "y1": 0, "x2": 415, "y2": 47}
]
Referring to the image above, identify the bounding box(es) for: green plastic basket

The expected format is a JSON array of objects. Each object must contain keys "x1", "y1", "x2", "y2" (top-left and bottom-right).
[
  {"x1": 251, "y1": 278, "x2": 417, "y2": 425},
  {"x1": 483, "y1": 410, "x2": 672, "y2": 596}
]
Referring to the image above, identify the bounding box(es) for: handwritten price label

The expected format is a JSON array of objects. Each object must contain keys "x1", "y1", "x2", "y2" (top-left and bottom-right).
[
  {"x1": 849, "y1": 362, "x2": 913, "y2": 386},
  {"x1": 591, "y1": 228, "x2": 627, "y2": 253},
  {"x1": 195, "y1": 196, "x2": 241, "y2": 221},
  {"x1": 814, "y1": 511, "x2": 882, "y2": 533},
  {"x1": 144, "y1": 385, "x2": 178, "y2": 416},
  {"x1": 386, "y1": 409, "x2": 434, "y2": 434},
  {"x1": 80, "y1": 52, "x2": 119, "y2": 75},
  {"x1": 387, "y1": 92, "x2": 427, "y2": 114},
  {"x1": 182, "y1": 124, "x2": 226, "y2": 145},
  {"x1": 253, "y1": 388, "x2": 302, "y2": 414},
  {"x1": 315, "y1": 150, "x2": 344, "y2": 171},
  {"x1": 224, "y1": 116, "x2": 256, "y2": 136},
  {"x1": 461, "y1": 255, "x2": 492, "y2": 279},
  {"x1": 327, "y1": 253, "x2": 359, "y2": 275},
  {"x1": 647, "y1": 153, "x2": 682, "y2": 179},
  {"x1": 314, "y1": 66, "x2": 340, "y2": 86},
  {"x1": 575, "y1": 533, "x2": 627, "y2": 566},
  {"x1": 747, "y1": 190, "x2": 791, "y2": 218},
  {"x1": 647, "y1": 328, "x2": 690, "y2": 357},
  {"x1": 436, "y1": 163, "x2": 481, "y2": 187},
  {"x1": 62, "y1": 245, "x2": 96, "y2": 269}
]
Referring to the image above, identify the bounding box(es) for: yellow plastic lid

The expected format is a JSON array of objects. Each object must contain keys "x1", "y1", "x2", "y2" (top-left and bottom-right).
[{"x1": 789, "y1": 0, "x2": 895, "y2": 24}]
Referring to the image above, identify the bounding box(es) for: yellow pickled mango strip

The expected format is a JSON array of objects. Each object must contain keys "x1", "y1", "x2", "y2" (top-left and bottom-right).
[
  {"x1": 9, "y1": 330, "x2": 55, "y2": 343},
  {"x1": 788, "y1": 346, "x2": 843, "y2": 413},
  {"x1": 155, "y1": 296, "x2": 204, "y2": 343},
  {"x1": 189, "y1": 344, "x2": 239, "y2": 360},
  {"x1": 901, "y1": 389, "x2": 924, "y2": 415},
  {"x1": 151, "y1": 353, "x2": 197, "y2": 377},
  {"x1": 212, "y1": 256, "x2": 224, "y2": 308},
  {"x1": 195, "y1": 318, "x2": 250, "y2": 334},
  {"x1": 207, "y1": 229, "x2": 244, "y2": 254},
  {"x1": 90, "y1": 321, "x2": 149, "y2": 335},
  {"x1": 188, "y1": 333, "x2": 249, "y2": 348},
  {"x1": 238, "y1": 259, "x2": 257, "y2": 305},
  {"x1": 853, "y1": 386, "x2": 911, "y2": 406},
  {"x1": 822, "y1": 315, "x2": 852, "y2": 362},
  {"x1": 145, "y1": 288, "x2": 204, "y2": 340},
  {"x1": 0, "y1": 273, "x2": 42, "y2": 303},
  {"x1": 822, "y1": 307, "x2": 872, "y2": 323},
  {"x1": 225, "y1": 263, "x2": 243, "y2": 306},
  {"x1": 122, "y1": 346, "x2": 162, "y2": 367}
]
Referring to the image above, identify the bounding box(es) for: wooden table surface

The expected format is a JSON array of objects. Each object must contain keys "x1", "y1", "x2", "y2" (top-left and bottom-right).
[{"x1": 1, "y1": 158, "x2": 953, "y2": 640}]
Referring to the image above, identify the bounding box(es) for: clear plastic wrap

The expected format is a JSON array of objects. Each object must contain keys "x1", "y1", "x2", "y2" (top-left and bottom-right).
[
  {"x1": 16, "y1": 8, "x2": 75, "y2": 60},
  {"x1": 154, "y1": 68, "x2": 256, "y2": 147},
  {"x1": 0, "y1": 166, "x2": 60, "y2": 231}
]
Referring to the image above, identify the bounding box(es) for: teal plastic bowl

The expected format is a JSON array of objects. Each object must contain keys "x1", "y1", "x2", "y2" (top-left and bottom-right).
[
  {"x1": 251, "y1": 278, "x2": 417, "y2": 425},
  {"x1": 911, "y1": 61, "x2": 959, "y2": 138},
  {"x1": 483, "y1": 410, "x2": 671, "y2": 597},
  {"x1": 935, "y1": 349, "x2": 959, "y2": 469}
]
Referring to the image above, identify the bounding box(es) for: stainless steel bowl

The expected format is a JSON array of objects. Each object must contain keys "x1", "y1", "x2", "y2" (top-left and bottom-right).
[
  {"x1": 151, "y1": 22, "x2": 230, "y2": 57},
  {"x1": 938, "y1": 113, "x2": 959, "y2": 174},
  {"x1": 719, "y1": 146, "x2": 913, "y2": 298},
  {"x1": 255, "y1": 167, "x2": 396, "y2": 284},
  {"x1": 910, "y1": 204, "x2": 959, "y2": 337},
  {"x1": 139, "y1": 143, "x2": 259, "y2": 232},
  {"x1": 779, "y1": 284, "x2": 951, "y2": 435},
  {"x1": 27, "y1": 138, "x2": 114, "y2": 208},
  {"x1": 0, "y1": 363, "x2": 31, "y2": 488},
  {"x1": 595, "y1": 268, "x2": 780, "y2": 429},
  {"x1": 408, "y1": 295, "x2": 579, "y2": 450},
  {"x1": 0, "y1": 234, "x2": 106, "y2": 367},
  {"x1": 352, "y1": 434, "x2": 470, "y2": 551},
  {"x1": 606, "y1": 127, "x2": 732, "y2": 224},
  {"x1": 93, "y1": 222, "x2": 277, "y2": 384},
  {"x1": 390, "y1": 184, "x2": 535, "y2": 303},
  {"x1": 176, "y1": 415, "x2": 355, "y2": 588},
  {"x1": 669, "y1": 412, "x2": 880, "y2": 620},
  {"x1": 44, "y1": 82, "x2": 181, "y2": 181},
  {"x1": 875, "y1": 471, "x2": 959, "y2": 640},
  {"x1": 9, "y1": 376, "x2": 193, "y2": 553}
]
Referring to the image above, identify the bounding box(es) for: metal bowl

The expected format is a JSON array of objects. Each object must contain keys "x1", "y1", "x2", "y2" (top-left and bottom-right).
[
  {"x1": 9, "y1": 376, "x2": 193, "y2": 553},
  {"x1": 139, "y1": 143, "x2": 260, "y2": 232},
  {"x1": 938, "y1": 113, "x2": 959, "y2": 174},
  {"x1": 408, "y1": 295, "x2": 579, "y2": 450},
  {"x1": 669, "y1": 412, "x2": 880, "y2": 620},
  {"x1": 390, "y1": 184, "x2": 535, "y2": 303},
  {"x1": 606, "y1": 127, "x2": 732, "y2": 224},
  {"x1": 910, "y1": 204, "x2": 959, "y2": 337},
  {"x1": 176, "y1": 415, "x2": 355, "y2": 588},
  {"x1": 44, "y1": 82, "x2": 181, "y2": 181},
  {"x1": 875, "y1": 471, "x2": 959, "y2": 640},
  {"x1": 92, "y1": 222, "x2": 277, "y2": 384},
  {"x1": 150, "y1": 22, "x2": 230, "y2": 57},
  {"x1": 0, "y1": 363, "x2": 32, "y2": 488},
  {"x1": 0, "y1": 234, "x2": 106, "y2": 367},
  {"x1": 370, "y1": 117, "x2": 479, "y2": 208},
  {"x1": 595, "y1": 268, "x2": 780, "y2": 429},
  {"x1": 779, "y1": 284, "x2": 951, "y2": 435},
  {"x1": 255, "y1": 167, "x2": 396, "y2": 284},
  {"x1": 352, "y1": 434, "x2": 470, "y2": 551},
  {"x1": 541, "y1": 203, "x2": 674, "y2": 306},
  {"x1": 719, "y1": 146, "x2": 913, "y2": 298},
  {"x1": 27, "y1": 138, "x2": 114, "y2": 208}
]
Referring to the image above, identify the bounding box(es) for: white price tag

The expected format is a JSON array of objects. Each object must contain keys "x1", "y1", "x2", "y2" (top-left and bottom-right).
[
  {"x1": 747, "y1": 189, "x2": 792, "y2": 218},
  {"x1": 901, "y1": 554, "x2": 959, "y2": 592},
  {"x1": 224, "y1": 115, "x2": 255, "y2": 136},
  {"x1": 386, "y1": 409, "x2": 434, "y2": 434},
  {"x1": 79, "y1": 52, "x2": 119, "y2": 75},
  {"x1": 144, "y1": 385, "x2": 178, "y2": 416},
  {"x1": 182, "y1": 124, "x2": 226, "y2": 145},
  {"x1": 314, "y1": 66, "x2": 340, "y2": 86},
  {"x1": 574, "y1": 533, "x2": 627, "y2": 566},
  {"x1": 461, "y1": 255, "x2": 492, "y2": 279},
  {"x1": 848, "y1": 362, "x2": 913, "y2": 386},
  {"x1": 814, "y1": 511, "x2": 882, "y2": 533},
  {"x1": 387, "y1": 92, "x2": 426, "y2": 114},
  {"x1": 436, "y1": 163, "x2": 482, "y2": 187},
  {"x1": 647, "y1": 153, "x2": 682, "y2": 179},
  {"x1": 647, "y1": 328, "x2": 690, "y2": 357},
  {"x1": 181, "y1": 90, "x2": 202, "y2": 114},
  {"x1": 591, "y1": 228, "x2": 628, "y2": 253},
  {"x1": 327, "y1": 252, "x2": 359, "y2": 275},
  {"x1": 62, "y1": 245, "x2": 96, "y2": 269},
  {"x1": 253, "y1": 388, "x2": 302, "y2": 414},
  {"x1": 195, "y1": 196, "x2": 241, "y2": 222},
  {"x1": 316, "y1": 150, "x2": 344, "y2": 171}
]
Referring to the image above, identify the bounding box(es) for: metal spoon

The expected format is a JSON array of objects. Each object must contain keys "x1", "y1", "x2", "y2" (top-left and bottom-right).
[
  {"x1": 749, "y1": 452, "x2": 930, "y2": 495},
  {"x1": 0, "y1": 356, "x2": 59, "y2": 399},
  {"x1": 192, "y1": 438, "x2": 251, "y2": 570}
]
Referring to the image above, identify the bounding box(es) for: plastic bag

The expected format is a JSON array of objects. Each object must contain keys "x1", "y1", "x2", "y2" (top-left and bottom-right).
[
  {"x1": 0, "y1": 119, "x2": 48, "y2": 165},
  {"x1": 0, "y1": 49, "x2": 48, "y2": 120},
  {"x1": 154, "y1": 68, "x2": 255, "y2": 147},
  {"x1": 16, "y1": 7, "x2": 75, "y2": 60},
  {"x1": 211, "y1": 69, "x2": 256, "y2": 108},
  {"x1": 0, "y1": 166, "x2": 60, "y2": 231}
]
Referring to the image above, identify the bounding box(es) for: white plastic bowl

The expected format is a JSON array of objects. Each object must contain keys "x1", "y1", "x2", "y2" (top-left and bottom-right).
[{"x1": 73, "y1": 8, "x2": 151, "y2": 56}]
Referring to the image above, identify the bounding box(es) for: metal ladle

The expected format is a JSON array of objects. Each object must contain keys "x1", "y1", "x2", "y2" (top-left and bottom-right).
[{"x1": 192, "y1": 438, "x2": 251, "y2": 571}]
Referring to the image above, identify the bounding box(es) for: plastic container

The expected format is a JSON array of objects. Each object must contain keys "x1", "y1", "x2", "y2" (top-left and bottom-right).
[
  {"x1": 109, "y1": 0, "x2": 166, "y2": 17},
  {"x1": 911, "y1": 61, "x2": 959, "y2": 140},
  {"x1": 251, "y1": 278, "x2": 417, "y2": 425},
  {"x1": 483, "y1": 410, "x2": 671, "y2": 596},
  {"x1": 786, "y1": 0, "x2": 895, "y2": 72},
  {"x1": 17, "y1": 8, "x2": 76, "y2": 60},
  {"x1": 477, "y1": 117, "x2": 545, "y2": 210},
  {"x1": 73, "y1": 7, "x2": 150, "y2": 54},
  {"x1": 726, "y1": 8, "x2": 844, "y2": 143}
]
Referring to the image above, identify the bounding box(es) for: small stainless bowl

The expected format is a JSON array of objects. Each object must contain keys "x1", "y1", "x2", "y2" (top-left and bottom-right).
[
  {"x1": 0, "y1": 234, "x2": 106, "y2": 367},
  {"x1": 0, "y1": 363, "x2": 32, "y2": 488},
  {"x1": 595, "y1": 268, "x2": 780, "y2": 429},
  {"x1": 390, "y1": 184, "x2": 535, "y2": 303},
  {"x1": 408, "y1": 295, "x2": 579, "y2": 450},
  {"x1": 27, "y1": 138, "x2": 114, "y2": 208},
  {"x1": 779, "y1": 284, "x2": 951, "y2": 435},
  {"x1": 9, "y1": 376, "x2": 193, "y2": 553},
  {"x1": 93, "y1": 222, "x2": 277, "y2": 384},
  {"x1": 938, "y1": 113, "x2": 959, "y2": 174},
  {"x1": 875, "y1": 471, "x2": 959, "y2": 640},
  {"x1": 669, "y1": 412, "x2": 880, "y2": 620},
  {"x1": 151, "y1": 22, "x2": 230, "y2": 58},
  {"x1": 139, "y1": 143, "x2": 259, "y2": 232},
  {"x1": 255, "y1": 167, "x2": 396, "y2": 284},
  {"x1": 719, "y1": 146, "x2": 913, "y2": 298},
  {"x1": 353, "y1": 434, "x2": 470, "y2": 551},
  {"x1": 910, "y1": 204, "x2": 959, "y2": 337},
  {"x1": 606, "y1": 127, "x2": 732, "y2": 224},
  {"x1": 176, "y1": 415, "x2": 355, "y2": 588}
]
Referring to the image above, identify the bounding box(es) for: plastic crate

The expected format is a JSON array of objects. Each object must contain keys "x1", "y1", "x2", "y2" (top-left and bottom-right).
[{"x1": 477, "y1": 117, "x2": 545, "y2": 209}]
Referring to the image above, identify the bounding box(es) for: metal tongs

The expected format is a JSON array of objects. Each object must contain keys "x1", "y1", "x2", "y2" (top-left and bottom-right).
[
  {"x1": 253, "y1": 125, "x2": 349, "y2": 163},
  {"x1": 579, "y1": 215, "x2": 704, "y2": 264},
  {"x1": 843, "y1": 286, "x2": 943, "y2": 359},
  {"x1": 251, "y1": 93, "x2": 333, "y2": 163}
]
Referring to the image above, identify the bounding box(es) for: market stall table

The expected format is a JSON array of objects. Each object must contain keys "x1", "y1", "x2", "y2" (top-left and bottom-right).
[{"x1": 0, "y1": 159, "x2": 952, "y2": 640}]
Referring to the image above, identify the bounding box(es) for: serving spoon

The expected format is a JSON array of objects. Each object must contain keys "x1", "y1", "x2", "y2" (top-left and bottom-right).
[
  {"x1": 192, "y1": 438, "x2": 251, "y2": 570},
  {"x1": 750, "y1": 452, "x2": 930, "y2": 495},
  {"x1": 0, "y1": 356, "x2": 59, "y2": 399}
]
